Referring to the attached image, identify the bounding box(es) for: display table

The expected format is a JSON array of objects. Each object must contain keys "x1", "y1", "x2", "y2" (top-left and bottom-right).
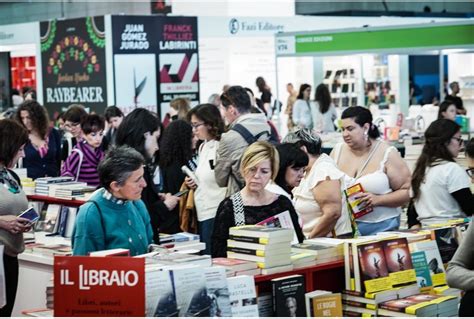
[
  {"x1": 12, "y1": 233, "x2": 70, "y2": 317},
  {"x1": 27, "y1": 194, "x2": 86, "y2": 207}
]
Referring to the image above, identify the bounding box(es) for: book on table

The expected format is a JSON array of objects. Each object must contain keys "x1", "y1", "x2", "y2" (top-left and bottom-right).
[
  {"x1": 145, "y1": 269, "x2": 178, "y2": 317},
  {"x1": 228, "y1": 226, "x2": 293, "y2": 245},
  {"x1": 381, "y1": 237, "x2": 417, "y2": 287},
  {"x1": 227, "y1": 275, "x2": 259, "y2": 317},
  {"x1": 410, "y1": 251, "x2": 433, "y2": 288},
  {"x1": 171, "y1": 266, "x2": 211, "y2": 317},
  {"x1": 356, "y1": 241, "x2": 392, "y2": 293},
  {"x1": 409, "y1": 240, "x2": 446, "y2": 287},
  {"x1": 271, "y1": 274, "x2": 306, "y2": 317},
  {"x1": 256, "y1": 210, "x2": 299, "y2": 244},
  {"x1": 203, "y1": 266, "x2": 232, "y2": 317}
]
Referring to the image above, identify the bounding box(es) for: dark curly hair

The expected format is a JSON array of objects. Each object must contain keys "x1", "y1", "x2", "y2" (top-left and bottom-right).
[
  {"x1": 341, "y1": 106, "x2": 380, "y2": 139},
  {"x1": 187, "y1": 103, "x2": 225, "y2": 141},
  {"x1": 15, "y1": 100, "x2": 50, "y2": 138},
  {"x1": 159, "y1": 119, "x2": 193, "y2": 168},
  {"x1": 411, "y1": 119, "x2": 461, "y2": 200}
]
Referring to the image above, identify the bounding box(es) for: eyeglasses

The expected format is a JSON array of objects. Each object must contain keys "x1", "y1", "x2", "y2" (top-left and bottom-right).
[
  {"x1": 452, "y1": 137, "x2": 464, "y2": 145},
  {"x1": 191, "y1": 122, "x2": 205, "y2": 129},
  {"x1": 466, "y1": 168, "x2": 474, "y2": 178}
]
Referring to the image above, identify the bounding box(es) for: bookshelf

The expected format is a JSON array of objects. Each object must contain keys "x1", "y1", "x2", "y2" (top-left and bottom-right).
[
  {"x1": 27, "y1": 194, "x2": 85, "y2": 207},
  {"x1": 323, "y1": 68, "x2": 359, "y2": 108}
]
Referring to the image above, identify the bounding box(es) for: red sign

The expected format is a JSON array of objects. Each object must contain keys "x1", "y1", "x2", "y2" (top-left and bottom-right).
[{"x1": 54, "y1": 256, "x2": 145, "y2": 317}]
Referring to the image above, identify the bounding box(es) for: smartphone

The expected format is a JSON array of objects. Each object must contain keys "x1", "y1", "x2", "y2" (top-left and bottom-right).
[
  {"x1": 18, "y1": 207, "x2": 40, "y2": 223},
  {"x1": 173, "y1": 189, "x2": 189, "y2": 197}
]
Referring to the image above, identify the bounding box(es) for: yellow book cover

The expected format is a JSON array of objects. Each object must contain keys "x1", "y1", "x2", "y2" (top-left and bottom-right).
[{"x1": 312, "y1": 294, "x2": 343, "y2": 317}]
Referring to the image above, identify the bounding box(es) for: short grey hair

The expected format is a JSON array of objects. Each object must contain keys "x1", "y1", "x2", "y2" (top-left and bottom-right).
[
  {"x1": 98, "y1": 145, "x2": 145, "y2": 190},
  {"x1": 282, "y1": 128, "x2": 322, "y2": 155}
]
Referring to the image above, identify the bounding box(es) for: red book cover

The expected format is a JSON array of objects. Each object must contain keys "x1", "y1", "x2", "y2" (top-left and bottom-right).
[
  {"x1": 345, "y1": 183, "x2": 373, "y2": 219},
  {"x1": 54, "y1": 256, "x2": 145, "y2": 317}
]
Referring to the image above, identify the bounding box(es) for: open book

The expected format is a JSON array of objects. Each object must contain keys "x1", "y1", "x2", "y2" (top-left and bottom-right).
[{"x1": 257, "y1": 210, "x2": 299, "y2": 244}]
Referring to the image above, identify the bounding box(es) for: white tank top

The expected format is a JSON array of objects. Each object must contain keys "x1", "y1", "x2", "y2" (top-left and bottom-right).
[{"x1": 334, "y1": 142, "x2": 401, "y2": 223}]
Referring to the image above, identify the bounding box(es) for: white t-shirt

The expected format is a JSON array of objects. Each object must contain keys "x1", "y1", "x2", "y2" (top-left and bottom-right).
[
  {"x1": 265, "y1": 181, "x2": 292, "y2": 200},
  {"x1": 293, "y1": 154, "x2": 352, "y2": 237},
  {"x1": 311, "y1": 102, "x2": 337, "y2": 133},
  {"x1": 414, "y1": 161, "x2": 471, "y2": 226},
  {"x1": 194, "y1": 140, "x2": 227, "y2": 222}
]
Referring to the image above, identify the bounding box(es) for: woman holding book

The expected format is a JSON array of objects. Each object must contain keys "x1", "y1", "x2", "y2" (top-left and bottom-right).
[
  {"x1": 330, "y1": 106, "x2": 411, "y2": 235},
  {"x1": 409, "y1": 119, "x2": 473, "y2": 227},
  {"x1": 211, "y1": 141, "x2": 304, "y2": 258},
  {"x1": 185, "y1": 104, "x2": 226, "y2": 255},
  {"x1": 72, "y1": 146, "x2": 153, "y2": 256},
  {"x1": 15, "y1": 100, "x2": 62, "y2": 179},
  {"x1": 0, "y1": 119, "x2": 32, "y2": 316},
  {"x1": 286, "y1": 129, "x2": 352, "y2": 238}
]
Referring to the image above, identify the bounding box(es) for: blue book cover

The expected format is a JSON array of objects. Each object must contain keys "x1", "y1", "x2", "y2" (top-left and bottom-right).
[{"x1": 411, "y1": 251, "x2": 433, "y2": 288}]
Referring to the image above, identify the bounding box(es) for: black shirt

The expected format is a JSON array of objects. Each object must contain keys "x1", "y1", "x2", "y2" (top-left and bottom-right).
[
  {"x1": 211, "y1": 194, "x2": 304, "y2": 257},
  {"x1": 445, "y1": 95, "x2": 465, "y2": 113}
]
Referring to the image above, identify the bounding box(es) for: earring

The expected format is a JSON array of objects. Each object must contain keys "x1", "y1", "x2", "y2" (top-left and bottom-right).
[{"x1": 364, "y1": 131, "x2": 369, "y2": 141}]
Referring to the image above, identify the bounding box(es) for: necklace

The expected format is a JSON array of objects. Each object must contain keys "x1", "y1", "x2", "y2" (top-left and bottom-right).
[{"x1": 0, "y1": 167, "x2": 20, "y2": 194}]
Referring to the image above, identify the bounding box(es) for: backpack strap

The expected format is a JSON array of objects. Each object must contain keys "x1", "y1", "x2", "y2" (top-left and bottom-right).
[
  {"x1": 89, "y1": 200, "x2": 106, "y2": 239},
  {"x1": 232, "y1": 124, "x2": 270, "y2": 145},
  {"x1": 72, "y1": 148, "x2": 84, "y2": 181},
  {"x1": 230, "y1": 191, "x2": 246, "y2": 226}
]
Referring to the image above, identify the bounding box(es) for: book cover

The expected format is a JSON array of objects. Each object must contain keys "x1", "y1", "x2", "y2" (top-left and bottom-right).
[
  {"x1": 305, "y1": 290, "x2": 331, "y2": 317},
  {"x1": 432, "y1": 227, "x2": 459, "y2": 263},
  {"x1": 271, "y1": 274, "x2": 306, "y2": 317},
  {"x1": 345, "y1": 183, "x2": 373, "y2": 219},
  {"x1": 257, "y1": 292, "x2": 273, "y2": 317},
  {"x1": 145, "y1": 269, "x2": 178, "y2": 317},
  {"x1": 36, "y1": 204, "x2": 61, "y2": 233},
  {"x1": 311, "y1": 293, "x2": 343, "y2": 317},
  {"x1": 256, "y1": 210, "x2": 299, "y2": 244},
  {"x1": 227, "y1": 275, "x2": 259, "y2": 317},
  {"x1": 411, "y1": 251, "x2": 433, "y2": 288},
  {"x1": 409, "y1": 240, "x2": 446, "y2": 287},
  {"x1": 171, "y1": 266, "x2": 211, "y2": 317},
  {"x1": 227, "y1": 246, "x2": 290, "y2": 257},
  {"x1": 357, "y1": 241, "x2": 392, "y2": 293},
  {"x1": 203, "y1": 266, "x2": 232, "y2": 317},
  {"x1": 227, "y1": 239, "x2": 289, "y2": 252},
  {"x1": 57, "y1": 206, "x2": 69, "y2": 237},
  {"x1": 64, "y1": 207, "x2": 77, "y2": 238},
  {"x1": 381, "y1": 238, "x2": 417, "y2": 286}
]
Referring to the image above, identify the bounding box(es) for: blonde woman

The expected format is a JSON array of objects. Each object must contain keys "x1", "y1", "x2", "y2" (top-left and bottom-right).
[{"x1": 211, "y1": 141, "x2": 304, "y2": 257}]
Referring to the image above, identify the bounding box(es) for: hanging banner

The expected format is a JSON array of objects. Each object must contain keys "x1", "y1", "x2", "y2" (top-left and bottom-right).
[
  {"x1": 40, "y1": 16, "x2": 107, "y2": 115},
  {"x1": 54, "y1": 256, "x2": 145, "y2": 317},
  {"x1": 156, "y1": 16, "x2": 199, "y2": 118},
  {"x1": 112, "y1": 16, "x2": 158, "y2": 115}
]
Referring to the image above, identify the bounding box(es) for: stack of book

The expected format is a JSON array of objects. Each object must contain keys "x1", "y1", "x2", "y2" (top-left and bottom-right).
[
  {"x1": 34, "y1": 204, "x2": 78, "y2": 238},
  {"x1": 46, "y1": 280, "x2": 54, "y2": 310},
  {"x1": 212, "y1": 257, "x2": 260, "y2": 277},
  {"x1": 21, "y1": 178, "x2": 35, "y2": 195},
  {"x1": 342, "y1": 289, "x2": 398, "y2": 317},
  {"x1": 290, "y1": 252, "x2": 316, "y2": 269},
  {"x1": 227, "y1": 226, "x2": 293, "y2": 274},
  {"x1": 292, "y1": 239, "x2": 344, "y2": 265},
  {"x1": 378, "y1": 294, "x2": 458, "y2": 317},
  {"x1": 34, "y1": 176, "x2": 74, "y2": 195},
  {"x1": 158, "y1": 232, "x2": 205, "y2": 253},
  {"x1": 143, "y1": 252, "x2": 212, "y2": 267},
  {"x1": 49, "y1": 182, "x2": 96, "y2": 200},
  {"x1": 31, "y1": 244, "x2": 72, "y2": 256}
]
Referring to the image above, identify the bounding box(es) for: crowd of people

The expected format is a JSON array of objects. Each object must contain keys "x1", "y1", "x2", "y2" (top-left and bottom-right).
[{"x1": 0, "y1": 81, "x2": 473, "y2": 316}]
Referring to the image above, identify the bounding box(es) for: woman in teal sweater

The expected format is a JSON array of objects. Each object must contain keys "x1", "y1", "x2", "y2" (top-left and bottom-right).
[{"x1": 72, "y1": 146, "x2": 154, "y2": 256}]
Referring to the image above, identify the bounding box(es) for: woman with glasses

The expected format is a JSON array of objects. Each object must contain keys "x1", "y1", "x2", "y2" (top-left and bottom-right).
[
  {"x1": 211, "y1": 141, "x2": 304, "y2": 258},
  {"x1": 185, "y1": 104, "x2": 226, "y2": 254},
  {"x1": 410, "y1": 119, "x2": 473, "y2": 227},
  {"x1": 61, "y1": 104, "x2": 87, "y2": 162}
]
